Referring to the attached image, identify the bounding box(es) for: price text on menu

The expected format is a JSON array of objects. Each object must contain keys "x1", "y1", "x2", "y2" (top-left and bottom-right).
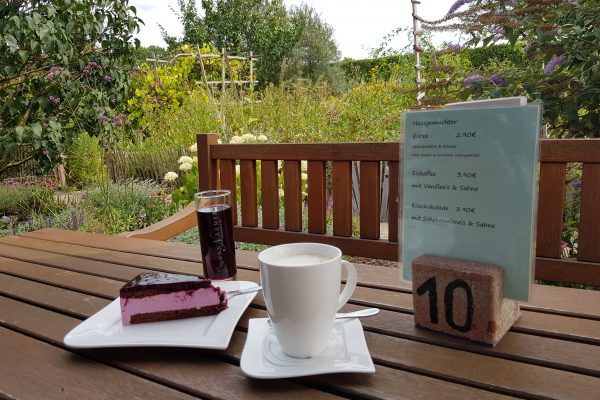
[{"x1": 401, "y1": 105, "x2": 541, "y2": 301}]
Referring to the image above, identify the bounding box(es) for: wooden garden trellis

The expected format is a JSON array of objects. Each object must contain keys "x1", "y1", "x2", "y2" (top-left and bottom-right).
[{"x1": 145, "y1": 48, "x2": 258, "y2": 100}]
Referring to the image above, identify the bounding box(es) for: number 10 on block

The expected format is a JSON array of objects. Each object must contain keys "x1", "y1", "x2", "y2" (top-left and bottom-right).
[{"x1": 411, "y1": 255, "x2": 520, "y2": 346}]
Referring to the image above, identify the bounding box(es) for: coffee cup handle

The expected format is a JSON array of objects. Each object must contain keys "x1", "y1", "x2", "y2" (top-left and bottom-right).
[{"x1": 337, "y1": 261, "x2": 358, "y2": 311}]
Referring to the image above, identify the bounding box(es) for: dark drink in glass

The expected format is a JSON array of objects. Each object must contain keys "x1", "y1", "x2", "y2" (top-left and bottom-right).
[{"x1": 195, "y1": 190, "x2": 237, "y2": 280}]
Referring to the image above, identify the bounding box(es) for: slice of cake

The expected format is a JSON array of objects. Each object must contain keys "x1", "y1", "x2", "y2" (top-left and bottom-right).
[{"x1": 119, "y1": 272, "x2": 228, "y2": 325}]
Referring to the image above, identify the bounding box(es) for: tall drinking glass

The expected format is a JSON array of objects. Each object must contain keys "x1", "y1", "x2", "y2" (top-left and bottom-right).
[{"x1": 194, "y1": 190, "x2": 237, "y2": 280}]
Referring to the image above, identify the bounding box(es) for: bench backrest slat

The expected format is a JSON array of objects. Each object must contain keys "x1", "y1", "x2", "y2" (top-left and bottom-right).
[
  {"x1": 579, "y1": 164, "x2": 600, "y2": 262},
  {"x1": 283, "y1": 161, "x2": 302, "y2": 231},
  {"x1": 359, "y1": 161, "x2": 381, "y2": 239},
  {"x1": 307, "y1": 161, "x2": 327, "y2": 234},
  {"x1": 261, "y1": 160, "x2": 280, "y2": 230},
  {"x1": 388, "y1": 161, "x2": 400, "y2": 243},
  {"x1": 239, "y1": 160, "x2": 258, "y2": 227},
  {"x1": 536, "y1": 163, "x2": 567, "y2": 258}
]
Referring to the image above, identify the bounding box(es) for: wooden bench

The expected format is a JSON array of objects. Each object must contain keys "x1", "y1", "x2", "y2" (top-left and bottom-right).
[{"x1": 124, "y1": 134, "x2": 600, "y2": 287}]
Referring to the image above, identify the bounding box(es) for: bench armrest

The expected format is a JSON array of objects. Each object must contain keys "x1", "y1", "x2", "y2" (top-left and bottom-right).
[{"x1": 119, "y1": 202, "x2": 197, "y2": 240}]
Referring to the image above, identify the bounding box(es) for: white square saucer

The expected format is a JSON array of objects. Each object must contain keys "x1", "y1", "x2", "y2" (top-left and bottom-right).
[{"x1": 240, "y1": 318, "x2": 375, "y2": 379}]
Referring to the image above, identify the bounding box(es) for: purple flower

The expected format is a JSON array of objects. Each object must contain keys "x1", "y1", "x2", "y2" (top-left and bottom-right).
[
  {"x1": 447, "y1": 43, "x2": 461, "y2": 52},
  {"x1": 132, "y1": 65, "x2": 141, "y2": 72},
  {"x1": 158, "y1": 81, "x2": 164, "y2": 88},
  {"x1": 104, "y1": 75, "x2": 112, "y2": 82},
  {"x1": 112, "y1": 114, "x2": 129, "y2": 127},
  {"x1": 569, "y1": 179, "x2": 582, "y2": 189},
  {"x1": 463, "y1": 74, "x2": 484, "y2": 87},
  {"x1": 489, "y1": 74, "x2": 508, "y2": 87},
  {"x1": 72, "y1": 212, "x2": 78, "y2": 230},
  {"x1": 544, "y1": 54, "x2": 566, "y2": 74},
  {"x1": 447, "y1": 0, "x2": 475, "y2": 16},
  {"x1": 82, "y1": 61, "x2": 101, "y2": 76},
  {"x1": 110, "y1": 97, "x2": 117, "y2": 104},
  {"x1": 561, "y1": 241, "x2": 568, "y2": 249},
  {"x1": 48, "y1": 95, "x2": 61, "y2": 105}
]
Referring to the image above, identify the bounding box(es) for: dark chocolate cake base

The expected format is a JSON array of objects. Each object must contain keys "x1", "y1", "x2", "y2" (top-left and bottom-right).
[{"x1": 129, "y1": 303, "x2": 228, "y2": 324}]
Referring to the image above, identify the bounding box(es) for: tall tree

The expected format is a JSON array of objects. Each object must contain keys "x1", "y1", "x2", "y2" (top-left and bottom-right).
[
  {"x1": 0, "y1": 0, "x2": 141, "y2": 174},
  {"x1": 283, "y1": 4, "x2": 344, "y2": 90},
  {"x1": 161, "y1": 0, "x2": 207, "y2": 50},
  {"x1": 163, "y1": 0, "x2": 301, "y2": 85}
]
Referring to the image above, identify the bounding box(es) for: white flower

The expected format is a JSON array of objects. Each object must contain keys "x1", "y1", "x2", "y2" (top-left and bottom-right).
[
  {"x1": 229, "y1": 136, "x2": 243, "y2": 144},
  {"x1": 278, "y1": 189, "x2": 284, "y2": 197},
  {"x1": 301, "y1": 160, "x2": 308, "y2": 171},
  {"x1": 301, "y1": 173, "x2": 308, "y2": 180},
  {"x1": 257, "y1": 135, "x2": 268, "y2": 142},
  {"x1": 178, "y1": 155, "x2": 193, "y2": 164},
  {"x1": 192, "y1": 156, "x2": 198, "y2": 163},
  {"x1": 218, "y1": 139, "x2": 222, "y2": 144},
  {"x1": 277, "y1": 160, "x2": 283, "y2": 170},
  {"x1": 179, "y1": 162, "x2": 193, "y2": 172},
  {"x1": 235, "y1": 165, "x2": 241, "y2": 174},
  {"x1": 189, "y1": 143, "x2": 197, "y2": 153},
  {"x1": 163, "y1": 171, "x2": 179, "y2": 182},
  {"x1": 241, "y1": 133, "x2": 256, "y2": 142}
]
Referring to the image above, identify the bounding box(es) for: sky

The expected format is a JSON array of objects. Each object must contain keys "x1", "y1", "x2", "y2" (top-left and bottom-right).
[{"x1": 129, "y1": 0, "x2": 460, "y2": 60}]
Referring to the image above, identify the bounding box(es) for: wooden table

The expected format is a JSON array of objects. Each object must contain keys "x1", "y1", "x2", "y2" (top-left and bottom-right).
[{"x1": 1, "y1": 228, "x2": 599, "y2": 400}]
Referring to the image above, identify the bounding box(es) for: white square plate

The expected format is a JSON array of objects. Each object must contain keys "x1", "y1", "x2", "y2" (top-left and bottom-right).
[
  {"x1": 240, "y1": 318, "x2": 375, "y2": 379},
  {"x1": 64, "y1": 280, "x2": 258, "y2": 349}
]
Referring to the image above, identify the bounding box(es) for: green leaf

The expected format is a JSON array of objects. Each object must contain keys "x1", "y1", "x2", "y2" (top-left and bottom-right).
[
  {"x1": 11, "y1": 15, "x2": 21, "y2": 29},
  {"x1": 18, "y1": 50, "x2": 29, "y2": 62},
  {"x1": 171, "y1": 189, "x2": 181, "y2": 204},
  {"x1": 15, "y1": 126, "x2": 24, "y2": 142},
  {"x1": 5, "y1": 34, "x2": 18, "y2": 53},
  {"x1": 31, "y1": 122, "x2": 42, "y2": 138},
  {"x1": 38, "y1": 24, "x2": 50, "y2": 40}
]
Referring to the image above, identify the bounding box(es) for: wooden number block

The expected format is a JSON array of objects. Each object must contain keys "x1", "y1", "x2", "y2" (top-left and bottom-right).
[{"x1": 412, "y1": 254, "x2": 520, "y2": 346}]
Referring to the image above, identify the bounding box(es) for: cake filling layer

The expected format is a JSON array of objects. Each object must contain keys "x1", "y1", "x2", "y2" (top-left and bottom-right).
[{"x1": 120, "y1": 288, "x2": 224, "y2": 325}]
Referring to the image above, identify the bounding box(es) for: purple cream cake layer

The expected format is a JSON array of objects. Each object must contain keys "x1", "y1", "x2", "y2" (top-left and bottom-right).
[{"x1": 119, "y1": 272, "x2": 228, "y2": 325}]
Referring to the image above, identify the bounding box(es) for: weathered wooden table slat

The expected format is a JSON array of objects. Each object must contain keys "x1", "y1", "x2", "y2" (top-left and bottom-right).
[{"x1": 1, "y1": 229, "x2": 599, "y2": 400}]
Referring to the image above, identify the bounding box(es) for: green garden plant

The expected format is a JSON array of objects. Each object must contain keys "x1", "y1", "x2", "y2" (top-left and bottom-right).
[
  {"x1": 0, "y1": 180, "x2": 62, "y2": 221},
  {"x1": 86, "y1": 179, "x2": 172, "y2": 234},
  {"x1": 0, "y1": 0, "x2": 141, "y2": 174},
  {"x1": 427, "y1": 0, "x2": 600, "y2": 137},
  {"x1": 65, "y1": 132, "x2": 108, "y2": 188}
]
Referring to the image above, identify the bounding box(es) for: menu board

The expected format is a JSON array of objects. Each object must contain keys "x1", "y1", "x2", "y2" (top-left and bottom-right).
[{"x1": 402, "y1": 104, "x2": 541, "y2": 301}]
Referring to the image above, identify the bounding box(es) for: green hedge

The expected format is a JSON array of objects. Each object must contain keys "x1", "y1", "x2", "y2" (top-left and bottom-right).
[{"x1": 339, "y1": 44, "x2": 523, "y2": 82}]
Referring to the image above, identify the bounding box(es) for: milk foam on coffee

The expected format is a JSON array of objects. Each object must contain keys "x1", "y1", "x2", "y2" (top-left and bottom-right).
[{"x1": 275, "y1": 253, "x2": 330, "y2": 266}]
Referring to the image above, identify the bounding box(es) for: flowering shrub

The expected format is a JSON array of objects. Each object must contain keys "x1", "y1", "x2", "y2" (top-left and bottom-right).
[
  {"x1": 0, "y1": 183, "x2": 62, "y2": 221},
  {"x1": 167, "y1": 143, "x2": 200, "y2": 208},
  {"x1": 86, "y1": 179, "x2": 172, "y2": 235},
  {"x1": 0, "y1": 0, "x2": 141, "y2": 174},
  {"x1": 427, "y1": 0, "x2": 600, "y2": 137}
]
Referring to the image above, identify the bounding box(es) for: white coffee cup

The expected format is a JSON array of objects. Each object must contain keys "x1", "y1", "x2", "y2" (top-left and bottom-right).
[{"x1": 258, "y1": 243, "x2": 357, "y2": 358}]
